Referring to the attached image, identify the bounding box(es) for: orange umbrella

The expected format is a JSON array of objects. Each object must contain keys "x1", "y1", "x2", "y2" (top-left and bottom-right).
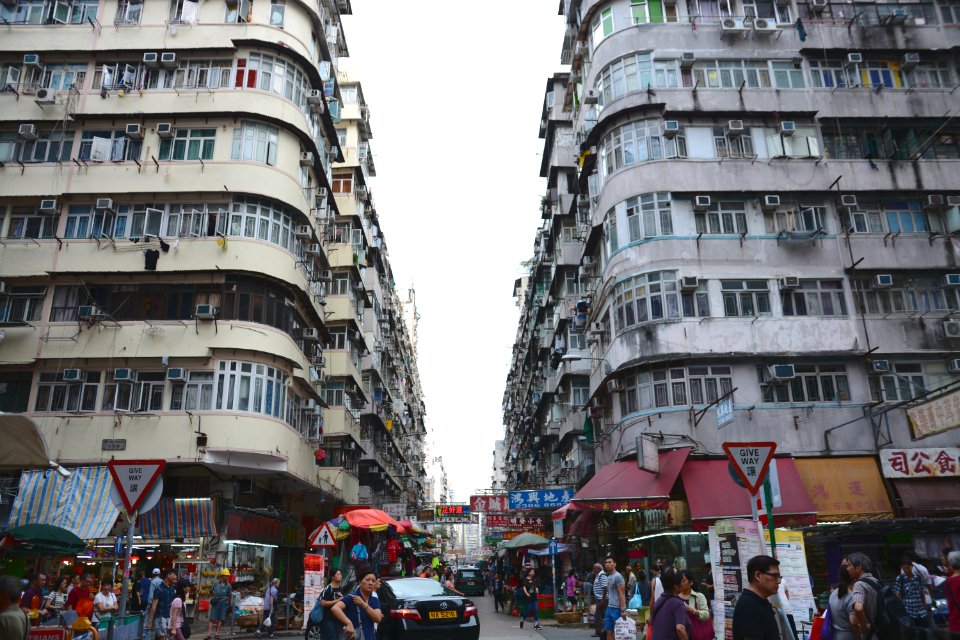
[{"x1": 344, "y1": 508, "x2": 407, "y2": 533}]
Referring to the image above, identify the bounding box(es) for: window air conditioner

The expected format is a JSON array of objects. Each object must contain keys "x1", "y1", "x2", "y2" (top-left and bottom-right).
[
  {"x1": 779, "y1": 276, "x2": 800, "y2": 289},
  {"x1": 845, "y1": 53, "x2": 863, "y2": 67},
  {"x1": 23, "y1": 54, "x2": 42, "y2": 68},
  {"x1": 583, "y1": 89, "x2": 599, "y2": 105},
  {"x1": 95, "y1": 198, "x2": 114, "y2": 211},
  {"x1": 694, "y1": 195, "x2": 712, "y2": 211},
  {"x1": 143, "y1": 52, "x2": 159, "y2": 69},
  {"x1": 194, "y1": 304, "x2": 217, "y2": 319},
  {"x1": 114, "y1": 368, "x2": 136, "y2": 381},
  {"x1": 606, "y1": 380, "x2": 623, "y2": 394},
  {"x1": 949, "y1": 359, "x2": 960, "y2": 373},
  {"x1": 18, "y1": 124, "x2": 38, "y2": 140},
  {"x1": 870, "y1": 360, "x2": 890, "y2": 373},
  {"x1": 768, "y1": 364, "x2": 796, "y2": 381},
  {"x1": 157, "y1": 123, "x2": 174, "y2": 138},
  {"x1": 901, "y1": 53, "x2": 919, "y2": 71},
  {"x1": 810, "y1": 0, "x2": 827, "y2": 12},
  {"x1": 725, "y1": 120, "x2": 745, "y2": 137},
  {"x1": 589, "y1": 321, "x2": 605, "y2": 334},
  {"x1": 166, "y1": 368, "x2": 187, "y2": 381},
  {"x1": 39, "y1": 199, "x2": 59, "y2": 214},
  {"x1": 872, "y1": 274, "x2": 894, "y2": 289},
  {"x1": 126, "y1": 123, "x2": 144, "y2": 140},
  {"x1": 942, "y1": 274, "x2": 960, "y2": 287},
  {"x1": 948, "y1": 196, "x2": 960, "y2": 207},
  {"x1": 301, "y1": 328, "x2": 320, "y2": 340},
  {"x1": 62, "y1": 369, "x2": 83, "y2": 382},
  {"x1": 840, "y1": 195, "x2": 858, "y2": 208},
  {"x1": 77, "y1": 304, "x2": 105, "y2": 319},
  {"x1": 34, "y1": 88, "x2": 55, "y2": 104},
  {"x1": 752, "y1": 17, "x2": 778, "y2": 32},
  {"x1": 160, "y1": 52, "x2": 177, "y2": 69},
  {"x1": 720, "y1": 17, "x2": 746, "y2": 34},
  {"x1": 295, "y1": 224, "x2": 312, "y2": 238},
  {"x1": 680, "y1": 52, "x2": 696, "y2": 68},
  {"x1": 778, "y1": 121, "x2": 796, "y2": 136},
  {"x1": 680, "y1": 276, "x2": 700, "y2": 291},
  {"x1": 307, "y1": 89, "x2": 323, "y2": 104},
  {"x1": 761, "y1": 195, "x2": 781, "y2": 212},
  {"x1": 316, "y1": 187, "x2": 328, "y2": 201},
  {"x1": 924, "y1": 195, "x2": 945, "y2": 210},
  {"x1": 944, "y1": 321, "x2": 960, "y2": 338},
  {"x1": 304, "y1": 243, "x2": 321, "y2": 255},
  {"x1": 663, "y1": 120, "x2": 680, "y2": 138},
  {"x1": 300, "y1": 151, "x2": 314, "y2": 166}
]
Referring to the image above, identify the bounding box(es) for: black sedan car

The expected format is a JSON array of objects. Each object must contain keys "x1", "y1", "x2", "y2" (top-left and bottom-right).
[
  {"x1": 376, "y1": 577, "x2": 480, "y2": 639},
  {"x1": 454, "y1": 567, "x2": 485, "y2": 597}
]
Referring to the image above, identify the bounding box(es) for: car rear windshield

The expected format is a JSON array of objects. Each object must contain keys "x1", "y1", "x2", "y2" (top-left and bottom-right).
[
  {"x1": 387, "y1": 578, "x2": 450, "y2": 598},
  {"x1": 458, "y1": 570, "x2": 481, "y2": 579}
]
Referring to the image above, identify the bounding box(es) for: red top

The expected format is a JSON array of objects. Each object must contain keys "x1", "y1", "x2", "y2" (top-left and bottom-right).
[
  {"x1": 946, "y1": 574, "x2": 960, "y2": 632},
  {"x1": 66, "y1": 586, "x2": 91, "y2": 611},
  {"x1": 386, "y1": 538, "x2": 401, "y2": 563}
]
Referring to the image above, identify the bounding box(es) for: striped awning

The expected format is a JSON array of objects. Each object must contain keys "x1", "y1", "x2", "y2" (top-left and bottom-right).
[
  {"x1": 138, "y1": 498, "x2": 217, "y2": 538},
  {"x1": 7, "y1": 467, "x2": 119, "y2": 540}
]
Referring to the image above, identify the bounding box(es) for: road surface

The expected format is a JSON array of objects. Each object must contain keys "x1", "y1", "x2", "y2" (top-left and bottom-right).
[{"x1": 473, "y1": 592, "x2": 594, "y2": 640}]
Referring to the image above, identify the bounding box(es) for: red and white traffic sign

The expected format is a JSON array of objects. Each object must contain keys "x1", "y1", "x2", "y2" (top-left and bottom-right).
[
  {"x1": 722, "y1": 442, "x2": 777, "y2": 495},
  {"x1": 107, "y1": 459, "x2": 165, "y2": 514},
  {"x1": 308, "y1": 523, "x2": 338, "y2": 548}
]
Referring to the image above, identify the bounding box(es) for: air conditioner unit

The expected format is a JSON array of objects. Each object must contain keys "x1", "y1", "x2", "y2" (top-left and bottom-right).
[
  {"x1": 300, "y1": 151, "x2": 314, "y2": 166},
  {"x1": 307, "y1": 89, "x2": 323, "y2": 104},
  {"x1": 872, "y1": 274, "x2": 894, "y2": 289},
  {"x1": 319, "y1": 269, "x2": 332, "y2": 281},
  {"x1": 943, "y1": 274, "x2": 960, "y2": 287},
  {"x1": 949, "y1": 359, "x2": 960, "y2": 373},
  {"x1": 694, "y1": 195, "x2": 712, "y2": 212},
  {"x1": 166, "y1": 368, "x2": 187, "y2": 381},
  {"x1": 195, "y1": 304, "x2": 217, "y2": 319},
  {"x1": 663, "y1": 120, "x2": 680, "y2": 138},
  {"x1": 304, "y1": 243, "x2": 321, "y2": 255},
  {"x1": 901, "y1": 52, "x2": 920, "y2": 71},
  {"x1": 125, "y1": 123, "x2": 144, "y2": 140},
  {"x1": 39, "y1": 198, "x2": 58, "y2": 214},
  {"x1": 870, "y1": 360, "x2": 891, "y2": 373},
  {"x1": 845, "y1": 53, "x2": 863, "y2": 67},
  {"x1": 301, "y1": 328, "x2": 320, "y2": 340},
  {"x1": 589, "y1": 321, "x2": 606, "y2": 334},
  {"x1": 295, "y1": 224, "x2": 312, "y2": 238},
  {"x1": 95, "y1": 198, "x2": 114, "y2": 211},
  {"x1": 752, "y1": 17, "x2": 778, "y2": 32},
  {"x1": 18, "y1": 124, "x2": 38, "y2": 140},
  {"x1": 778, "y1": 121, "x2": 797, "y2": 136},
  {"x1": 840, "y1": 195, "x2": 858, "y2": 208},
  {"x1": 34, "y1": 88, "x2": 55, "y2": 104},
  {"x1": 143, "y1": 52, "x2": 159, "y2": 69},
  {"x1": 160, "y1": 52, "x2": 177, "y2": 68},
  {"x1": 114, "y1": 368, "x2": 136, "y2": 381},
  {"x1": 577, "y1": 194, "x2": 590, "y2": 210},
  {"x1": 779, "y1": 276, "x2": 800, "y2": 289},
  {"x1": 583, "y1": 89, "x2": 599, "y2": 105},
  {"x1": 680, "y1": 52, "x2": 696, "y2": 68},
  {"x1": 883, "y1": 8, "x2": 908, "y2": 24},
  {"x1": 720, "y1": 17, "x2": 746, "y2": 35},
  {"x1": 356, "y1": 185, "x2": 369, "y2": 197},
  {"x1": 23, "y1": 54, "x2": 42, "y2": 68},
  {"x1": 680, "y1": 276, "x2": 699, "y2": 291},
  {"x1": 948, "y1": 196, "x2": 960, "y2": 207},
  {"x1": 316, "y1": 187, "x2": 328, "y2": 201},
  {"x1": 156, "y1": 123, "x2": 174, "y2": 138},
  {"x1": 606, "y1": 380, "x2": 623, "y2": 394},
  {"x1": 924, "y1": 195, "x2": 945, "y2": 210},
  {"x1": 725, "y1": 120, "x2": 745, "y2": 137},
  {"x1": 62, "y1": 369, "x2": 83, "y2": 382},
  {"x1": 768, "y1": 364, "x2": 796, "y2": 381},
  {"x1": 77, "y1": 304, "x2": 105, "y2": 319},
  {"x1": 761, "y1": 195, "x2": 781, "y2": 212},
  {"x1": 810, "y1": 0, "x2": 827, "y2": 12},
  {"x1": 945, "y1": 321, "x2": 960, "y2": 339}
]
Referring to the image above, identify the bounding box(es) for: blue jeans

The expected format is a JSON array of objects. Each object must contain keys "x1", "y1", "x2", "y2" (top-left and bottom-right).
[{"x1": 521, "y1": 600, "x2": 539, "y2": 622}]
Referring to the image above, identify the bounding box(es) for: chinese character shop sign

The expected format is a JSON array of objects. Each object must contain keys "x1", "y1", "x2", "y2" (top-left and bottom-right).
[
  {"x1": 906, "y1": 389, "x2": 960, "y2": 438},
  {"x1": 469, "y1": 494, "x2": 510, "y2": 513},
  {"x1": 508, "y1": 489, "x2": 575, "y2": 510},
  {"x1": 880, "y1": 447, "x2": 960, "y2": 479},
  {"x1": 431, "y1": 505, "x2": 472, "y2": 523}
]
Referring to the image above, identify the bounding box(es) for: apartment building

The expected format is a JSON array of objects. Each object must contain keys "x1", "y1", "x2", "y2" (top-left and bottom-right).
[
  {"x1": 501, "y1": 0, "x2": 960, "y2": 543},
  {"x1": 0, "y1": 0, "x2": 425, "y2": 541}
]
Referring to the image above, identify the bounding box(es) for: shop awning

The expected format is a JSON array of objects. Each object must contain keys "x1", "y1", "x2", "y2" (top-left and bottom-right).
[
  {"x1": 571, "y1": 447, "x2": 691, "y2": 510},
  {"x1": 683, "y1": 458, "x2": 817, "y2": 530},
  {"x1": 892, "y1": 479, "x2": 960, "y2": 517},
  {"x1": 569, "y1": 509, "x2": 595, "y2": 537},
  {"x1": 795, "y1": 457, "x2": 894, "y2": 521},
  {"x1": 0, "y1": 414, "x2": 49, "y2": 470},
  {"x1": 551, "y1": 502, "x2": 582, "y2": 520},
  {"x1": 138, "y1": 498, "x2": 217, "y2": 538},
  {"x1": 7, "y1": 467, "x2": 119, "y2": 540}
]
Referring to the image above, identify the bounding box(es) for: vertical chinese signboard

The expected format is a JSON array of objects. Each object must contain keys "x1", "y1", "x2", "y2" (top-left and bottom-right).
[
  {"x1": 302, "y1": 554, "x2": 325, "y2": 630},
  {"x1": 710, "y1": 519, "x2": 765, "y2": 640}
]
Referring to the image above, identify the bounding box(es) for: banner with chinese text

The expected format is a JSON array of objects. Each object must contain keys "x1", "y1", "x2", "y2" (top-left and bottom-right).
[
  {"x1": 880, "y1": 447, "x2": 960, "y2": 478},
  {"x1": 470, "y1": 494, "x2": 510, "y2": 513},
  {"x1": 302, "y1": 554, "x2": 325, "y2": 630},
  {"x1": 907, "y1": 389, "x2": 960, "y2": 438},
  {"x1": 508, "y1": 489, "x2": 575, "y2": 510}
]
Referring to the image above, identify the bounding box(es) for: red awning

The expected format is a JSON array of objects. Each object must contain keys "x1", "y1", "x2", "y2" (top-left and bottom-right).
[
  {"x1": 569, "y1": 510, "x2": 595, "y2": 537},
  {"x1": 893, "y1": 479, "x2": 960, "y2": 517},
  {"x1": 683, "y1": 458, "x2": 817, "y2": 530},
  {"x1": 552, "y1": 502, "x2": 583, "y2": 520},
  {"x1": 571, "y1": 448, "x2": 691, "y2": 510}
]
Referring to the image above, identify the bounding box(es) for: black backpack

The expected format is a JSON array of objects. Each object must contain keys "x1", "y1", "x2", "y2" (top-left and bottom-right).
[{"x1": 859, "y1": 576, "x2": 911, "y2": 640}]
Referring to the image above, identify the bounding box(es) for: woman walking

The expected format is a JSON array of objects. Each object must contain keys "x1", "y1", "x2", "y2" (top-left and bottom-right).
[
  {"x1": 519, "y1": 568, "x2": 541, "y2": 631},
  {"x1": 678, "y1": 570, "x2": 711, "y2": 640},
  {"x1": 42, "y1": 576, "x2": 70, "y2": 623},
  {"x1": 650, "y1": 568, "x2": 691, "y2": 640},
  {"x1": 828, "y1": 562, "x2": 857, "y2": 640},
  {"x1": 331, "y1": 566, "x2": 382, "y2": 640},
  {"x1": 565, "y1": 570, "x2": 578, "y2": 611},
  {"x1": 205, "y1": 569, "x2": 232, "y2": 640},
  {"x1": 493, "y1": 573, "x2": 505, "y2": 613},
  {"x1": 315, "y1": 569, "x2": 345, "y2": 640},
  {"x1": 168, "y1": 582, "x2": 188, "y2": 640}
]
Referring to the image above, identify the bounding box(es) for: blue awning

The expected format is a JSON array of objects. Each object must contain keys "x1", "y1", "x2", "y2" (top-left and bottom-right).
[
  {"x1": 139, "y1": 498, "x2": 217, "y2": 538},
  {"x1": 7, "y1": 467, "x2": 119, "y2": 540}
]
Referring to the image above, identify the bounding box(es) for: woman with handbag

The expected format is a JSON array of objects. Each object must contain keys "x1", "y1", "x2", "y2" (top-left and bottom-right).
[
  {"x1": 331, "y1": 566, "x2": 382, "y2": 640},
  {"x1": 678, "y1": 570, "x2": 712, "y2": 640},
  {"x1": 826, "y1": 564, "x2": 856, "y2": 640}
]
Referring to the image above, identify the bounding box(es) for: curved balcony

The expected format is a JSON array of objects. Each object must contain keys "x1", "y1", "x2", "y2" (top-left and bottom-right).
[{"x1": 318, "y1": 467, "x2": 359, "y2": 504}]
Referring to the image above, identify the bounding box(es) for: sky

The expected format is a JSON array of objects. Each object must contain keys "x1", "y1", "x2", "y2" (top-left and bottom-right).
[{"x1": 340, "y1": 1, "x2": 568, "y2": 502}]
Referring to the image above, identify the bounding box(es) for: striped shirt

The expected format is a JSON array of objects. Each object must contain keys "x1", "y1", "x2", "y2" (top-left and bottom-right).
[{"x1": 594, "y1": 572, "x2": 608, "y2": 600}]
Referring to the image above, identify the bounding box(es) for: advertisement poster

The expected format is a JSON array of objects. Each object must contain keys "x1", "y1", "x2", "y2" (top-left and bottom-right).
[
  {"x1": 763, "y1": 529, "x2": 816, "y2": 622},
  {"x1": 711, "y1": 519, "x2": 765, "y2": 640},
  {"x1": 302, "y1": 553, "x2": 325, "y2": 630}
]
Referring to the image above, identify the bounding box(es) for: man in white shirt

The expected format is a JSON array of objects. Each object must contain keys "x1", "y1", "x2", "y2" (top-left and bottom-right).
[{"x1": 93, "y1": 581, "x2": 118, "y2": 625}]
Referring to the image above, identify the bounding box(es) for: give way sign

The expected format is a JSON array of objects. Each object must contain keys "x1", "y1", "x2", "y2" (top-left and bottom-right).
[
  {"x1": 722, "y1": 442, "x2": 776, "y2": 495},
  {"x1": 107, "y1": 459, "x2": 165, "y2": 514}
]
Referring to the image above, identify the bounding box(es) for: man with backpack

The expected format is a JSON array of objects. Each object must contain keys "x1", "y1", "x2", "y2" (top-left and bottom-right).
[{"x1": 846, "y1": 552, "x2": 911, "y2": 640}]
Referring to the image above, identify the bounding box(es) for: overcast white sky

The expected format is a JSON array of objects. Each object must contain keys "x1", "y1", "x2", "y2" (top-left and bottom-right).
[{"x1": 341, "y1": 1, "x2": 567, "y2": 502}]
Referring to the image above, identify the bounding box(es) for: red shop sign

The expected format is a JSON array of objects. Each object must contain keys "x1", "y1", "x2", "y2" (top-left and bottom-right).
[{"x1": 225, "y1": 511, "x2": 283, "y2": 546}]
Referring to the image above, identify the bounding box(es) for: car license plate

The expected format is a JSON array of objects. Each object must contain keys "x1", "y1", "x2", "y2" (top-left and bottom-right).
[{"x1": 428, "y1": 611, "x2": 457, "y2": 620}]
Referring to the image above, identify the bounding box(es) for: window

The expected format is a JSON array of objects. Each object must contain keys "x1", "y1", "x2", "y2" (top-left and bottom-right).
[
  {"x1": 232, "y1": 121, "x2": 279, "y2": 165},
  {"x1": 225, "y1": 197, "x2": 297, "y2": 252},
  {"x1": 626, "y1": 192, "x2": 673, "y2": 240},
  {"x1": 841, "y1": 201, "x2": 927, "y2": 234},
  {"x1": 681, "y1": 280, "x2": 710, "y2": 318},
  {"x1": 41, "y1": 64, "x2": 87, "y2": 91},
  {"x1": 19, "y1": 130, "x2": 71, "y2": 163},
  {"x1": 619, "y1": 366, "x2": 732, "y2": 414},
  {"x1": 613, "y1": 270, "x2": 701, "y2": 332},
  {"x1": 0, "y1": 286, "x2": 45, "y2": 323},
  {"x1": 101, "y1": 371, "x2": 164, "y2": 412},
  {"x1": 904, "y1": 61, "x2": 952, "y2": 88},
  {"x1": 216, "y1": 360, "x2": 287, "y2": 417},
  {"x1": 869, "y1": 363, "x2": 928, "y2": 403},
  {"x1": 713, "y1": 128, "x2": 754, "y2": 159},
  {"x1": 688, "y1": 366, "x2": 733, "y2": 404},
  {"x1": 764, "y1": 205, "x2": 826, "y2": 233},
  {"x1": 116, "y1": 0, "x2": 143, "y2": 24},
  {"x1": 592, "y1": 7, "x2": 615, "y2": 46},
  {"x1": 336, "y1": 128, "x2": 348, "y2": 147},
  {"x1": 158, "y1": 128, "x2": 216, "y2": 161},
  {"x1": 631, "y1": 0, "x2": 678, "y2": 22},
  {"x1": 224, "y1": 0, "x2": 250, "y2": 22},
  {"x1": 172, "y1": 59, "x2": 231, "y2": 89},
  {"x1": 2, "y1": 0, "x2": 46, "y2": 24},
  {"x1": 771, "y1": 61, "x2": 805, "y2": 88},
  {"x1": 571, "y1": 378, "x2": 590, "y2": 407},
  {"x1": 234, "y1": 52, "x2": 311, "y2": 108},
  {"x1": 856, "y1": 276, "x2": 960, "y2": 314},
  {"x1": 64, "y1": 204, "x2": 108, "y2": 239},
  {"x1": 604, "y1": 209, "x2": 618, "y2": 254},
  {"x1": 940, "y1": 0, "x2": 960, "y2": 24},
  {"x1": 34, "y1": 371, "x2": 101, "y2": 413},
  {"x1": 809, "y1": 60, "x2": 850, "y2": 88},
  {"x1": 722, "y1": 280, "x2": 771, "y2": 316},
  {"x1": 95, "y1": 63, "x2": 140, "y2": 90},
  {"x1": 781, "y1": 279, "x2": 847, "y2": 316},
  {"x1": 332, "y1": 172, "x2": 353, "y2": 194},
  {"x1": 50, "y1": 285, "x2": 81, "y2": 322},
  {"x1": 7, "y1": 207, "x2": 56, "y2": 240},
  {"x1": 696, "y1": 201, "x2": 747, "y2": 235},
  {"x1": 270, "y1": 0, "x2": 285, "y2": 25},
  {"x1": 599, "y1": 119, "x2": 669, "y2": 178},
  {"x1": 321, "y1": 381, "x2": 344, "y2": 406},
  {"x1": 759, "y1": 364, "x2": 850, "y2": 403},
  {"x1": 685, "y1": 60, "x2": 772, "y2": 89},
  {"x1": 765, "y1": 127, "x2": 821, "y2": 159},
  {"x1": 79, "y1": 130, "x2": 142, "y2": 163},
  {"x1": 567, "y1": 325, "x2": 587, "y2": 350}
]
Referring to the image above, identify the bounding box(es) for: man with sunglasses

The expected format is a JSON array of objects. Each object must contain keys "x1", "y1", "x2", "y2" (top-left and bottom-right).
[{"x1": 732, "y1": 555, "x2": 781, "y2": 640}]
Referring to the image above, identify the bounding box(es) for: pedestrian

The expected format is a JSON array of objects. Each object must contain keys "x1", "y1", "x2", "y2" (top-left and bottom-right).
[
  {"x1": 66, "y1": 574, "x2": 94, "y2": 613},
  {"x1": 168, "y1": 582, "x2": 187, "y2": 640},
  {"x1": 205, "y1": 569, "x2": 232, "y2": 640},
  {"x1": 942, "y1": 548, "x2": 956, "y2": 578},
  {"x1": 519, "y1": 568, "x2": 541, "y2": 630},
  {"x1": 846, "y1": 553, "x2": 879, "y2": 639},
  {"x1": 628, "y1": 563, "x2": 638, "y2": 600},
  {"x1": 602, "y1": 555, "x2": 627, "y2": 640},
  {"x1": 895, "y1": 556, "x2": 933, "y2": 637},
  {"x1": 945, "y1": 551, "x2": 960, "y2": 637},
  {"x1": 92, "y1": 580, "x2": 119, "y2": 626},
  {"x1": 828, "y1": 561, "x2": 856, "y2": 640},
  {"x1": 42, "y1": 576, "x2": 70, "y2": 622},
  {"x1": 18, "y1": 573, "x2": 46, "y2": 618},
  {"x1": 66, "y1": 575, "x2": 81, "y2": 597},
  {"x1": 315, "y1": 569, "x2": 344, "y2": 640},
  {"x1": 493, "y1": 572, "x2": 505, "y2": 613},
  {"x1": 732, "y1": 555, "x2": 780, "y2": 640},
  {"x1": 651, "y1": 565, "x2": 664, "y2": 604},
  {"x1": 678, "y1": 569, "x2": 710, "y2": 629},
  {"x1": 565, "y1": 569, "x2": 578, "y2": 610},
  {"x1": 146, "y1": 569, "x2": 177, "y2": 640},
  {"x1": 0, "y1": 575, "x2": 28, "y2": 640},
  {"x1": 636, "y1": 569, "x2": 652, "y2": 628},
  {"x1": 650, "y1": 567, "x2": 690, "y2": 640},
  {"x1": 256, "y1": 578, "x2": 279, "y2": 639},
  {"x1": 331, "y1": 565, "x2": 382, "y2": 640},
  {"x1": 444, "y1": 568, "x2": 463, "y2": 596},
  {"x1": 592, "y1": 563, "x2": 608, "y2": 638}
]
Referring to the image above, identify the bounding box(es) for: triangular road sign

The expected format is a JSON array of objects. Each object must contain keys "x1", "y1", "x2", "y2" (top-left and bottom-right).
[
  {"x1": 309, "y1": 523, "x2": 337, "y2": 548},
  {"x1": 107, "y1": 459, "x2": 166, "y2": 514},
  {"x1": 722, "y1": 442, "x2": 777, "y2": 495}
]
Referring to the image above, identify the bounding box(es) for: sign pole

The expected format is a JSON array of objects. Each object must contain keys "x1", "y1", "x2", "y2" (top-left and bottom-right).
[
  {"x1": 118, "y1": 512, "x2": 135, "y2": 620},
  {"x1": 762, "y1": 478, "x2": 776, "y2": 558}
]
